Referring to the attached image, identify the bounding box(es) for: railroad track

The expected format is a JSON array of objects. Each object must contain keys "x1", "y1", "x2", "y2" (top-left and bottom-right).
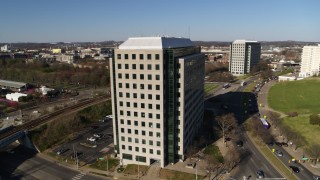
[{"x1": 0, "y1": 96, "x2": 110, "y2": 140}]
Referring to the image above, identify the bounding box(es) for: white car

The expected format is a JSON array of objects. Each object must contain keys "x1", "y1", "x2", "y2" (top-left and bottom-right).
[
  {"x1": 106, "y1": 115, "x2": 112, "y2": 119},
  {"x1": 87, "y1": 137, "x2": 96, "y2": 142},
  {"x1": 93, "y1": 134, "x2": 101, "y2": 138}
]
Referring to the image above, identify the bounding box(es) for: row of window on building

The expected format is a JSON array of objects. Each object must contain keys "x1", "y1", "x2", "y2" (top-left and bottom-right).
[
  {"x1": 117, "y1": 53, "x2": 160, "y2": 60},
  {"x1": 118, "y1": 63, "x2": 160, "y2": 70}
]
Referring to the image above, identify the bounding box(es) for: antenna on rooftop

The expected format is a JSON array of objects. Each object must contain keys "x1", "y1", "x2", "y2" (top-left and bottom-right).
[{"x1": 188, "y1": 25, "x2": 190, "y2": 39}]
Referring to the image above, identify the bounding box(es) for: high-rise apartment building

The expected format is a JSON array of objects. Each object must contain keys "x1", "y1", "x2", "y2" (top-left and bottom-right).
[
  {"x1": 299, "y1": 44, "x2": 320, "y2": 78},
  {"x1": 229, "y1": 40, "x2": 261, "y2": 76},
  {"x1": 110, "y1": 37, "x2": 205, "y2": 167}
]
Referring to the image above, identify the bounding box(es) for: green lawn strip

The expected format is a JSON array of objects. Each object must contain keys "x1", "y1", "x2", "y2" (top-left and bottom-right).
[
  {"x1": 282, "y1": 115, "x2": 320, "y2": 146},
  {"x1": 159, "y1": 169, "x2": 204, "y2": 180},
  {"x1": 204, "y1": 83, "x2": 219, "y2": 95},
  {"x1": 123, "y1": 164, "x2": 149, "y2": 176},
  {"x1": 89, "y1": 158, "x2": 119, "y2": 172},
  {"x1": 268, "y1": 79, "x2": 320, "y2": 114},
  {"x1": 203, "y1": 144, "x2": 224, "y2": 163}
]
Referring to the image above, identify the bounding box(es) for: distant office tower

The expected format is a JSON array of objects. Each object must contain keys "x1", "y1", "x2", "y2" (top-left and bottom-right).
[
  {"x1": 110, "y1": 37, "x2": 205, "y2": 167},
  {"x1": 229, "y1": 40, "x2": 261, "y2": 76},
  {"x1": 299, "y1": 44, "x2": 320, "y2": 77}
]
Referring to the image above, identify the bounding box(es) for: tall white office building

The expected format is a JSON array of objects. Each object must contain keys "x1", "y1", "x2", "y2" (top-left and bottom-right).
[
  {"x1": 299, "y1": 44, "x2": 320, "y2": 78},
  {"x1": 229, "y1": 40, "x2": 261, "y2": 76},
  {"x1": 110, "y1": 37, "x2": 205, "y2": 167}
]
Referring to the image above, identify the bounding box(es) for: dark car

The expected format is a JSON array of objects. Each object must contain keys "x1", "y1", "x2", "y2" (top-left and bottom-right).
[
  {"x1": 275, "y1": 141, "x2": 288, "y2": 147},
  {"x1": 267, "y1": 141, "x2": 274, "y2": 146},
  {"x1": 275, "y1": 149, "x2": 283, "y2": 157},
  {"x1": 289, "y1": 166, "x2": 300, "y2": 173},
  {"x1": 256, "y1": 170, "x2": 264, "y2": 178},
  {"x1": 236, "y1": 140, "x2": 243, "y2": 147}
]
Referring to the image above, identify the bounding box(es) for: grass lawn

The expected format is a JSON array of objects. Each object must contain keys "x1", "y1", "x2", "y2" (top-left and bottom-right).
[
  {"x1": 282, "y1": 115, "x2": 320, "y2": 146},
  {"x1": 89, "y1": 158, "x2": 119, "y2": 171},
  {"x1": 203, "y1": 144, "x2": 224, "y2": 163},
  {"x1": 159, "y1": 169, "x2": 203, "y2": 180},
  {"x1": 204, "y1": 83, "x2": 219, "y2": 95},
  {"x1": 268, "y1": 78, "x2": 320, "y2": 114},
  {"x1": 123, "y1": 164, "x2": 149, "y2": 176}
]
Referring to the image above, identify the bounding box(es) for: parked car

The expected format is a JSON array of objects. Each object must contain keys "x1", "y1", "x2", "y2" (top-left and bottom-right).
[
  {"x1": 236, "y1": 140, "x2": 243, "y2": 147},
  {"x1": 256, "y1": 170, "x2": 264, "y2": 178},
  {"x1": 93, "y1": 133, "x2": 102, "y2": 138},
  {"x1": 289, "y1": 166, "x2": 300, "y2": 173}
]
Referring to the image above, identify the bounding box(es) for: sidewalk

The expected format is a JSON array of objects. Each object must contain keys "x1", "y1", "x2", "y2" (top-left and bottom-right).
[{"x1": 258, "y1": 80, "x2": 320, "y2": 176}]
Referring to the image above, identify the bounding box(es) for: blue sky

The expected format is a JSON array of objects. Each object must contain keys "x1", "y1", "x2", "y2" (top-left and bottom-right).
[{"x1": 0, "y1": 0, "x2": 319, "y2": 42}]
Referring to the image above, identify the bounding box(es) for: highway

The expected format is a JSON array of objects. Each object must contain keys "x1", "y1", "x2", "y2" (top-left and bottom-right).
[{"x1": 0, "y1": 145, "x2": 106, "y2": 180}]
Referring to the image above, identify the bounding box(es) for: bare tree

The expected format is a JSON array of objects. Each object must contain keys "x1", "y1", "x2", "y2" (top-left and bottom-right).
[
  {"x1": 205, "y1": 155, "x2": 218, "y2": 180},
  {"x1": 267, "y1": 111, "x2": 281, "y2": 128},
  {"x1": 293, "y1": 135, "x2": 305, "y2": 151},
  {"x1": 224, "y1": 146, "x2": 241, "y2": 171},
  {"x1": 307, "y1": 144, "x2": 320, "y2": 165},
  {"x1": 216, "y1": 113, "x2": 238, "y2": 145}
]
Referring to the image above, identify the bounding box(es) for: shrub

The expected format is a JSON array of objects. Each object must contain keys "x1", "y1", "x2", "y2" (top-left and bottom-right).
[{"x1": 309, "y1": 114, "x2": 320, "y2": 126}]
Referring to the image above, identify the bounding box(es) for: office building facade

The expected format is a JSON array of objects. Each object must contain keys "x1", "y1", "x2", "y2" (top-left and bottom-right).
[
  {"x1": 110, "y1": 37, "x2": 205, "y2": 167},
  {"x1": 299, "y1": 44, "x2": 320, "y2": 78},
  {"x1": 229, "y1": 40, "x2": 261, "y2": 76}
]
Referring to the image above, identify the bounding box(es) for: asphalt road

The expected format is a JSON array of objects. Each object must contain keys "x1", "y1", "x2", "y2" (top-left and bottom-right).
[
  {"x1": 230, "y1": 133, "x2": 283, "y2": 179},
  {"x1": 0, "y1": 145, "x2": 105, "y2": 180},
  {"x1": 206, "y1": 77, "x2": 283, "y2": 179},
  {"x1": 267, "y1": 143, "x2": 314, "y2": 180},
  {"x1": 258, "y1": 81, "x2": 315, "y2": 179}
]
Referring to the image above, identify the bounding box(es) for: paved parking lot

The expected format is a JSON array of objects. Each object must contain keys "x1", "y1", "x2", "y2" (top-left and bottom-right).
[{"x1": 53, "y1": 118, "x2": 114, "y2": 164}]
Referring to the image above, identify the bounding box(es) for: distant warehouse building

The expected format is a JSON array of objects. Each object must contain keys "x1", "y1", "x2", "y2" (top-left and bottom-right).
[{"x1": 0, "y1": 79, "x2": 28, "y2": 92}]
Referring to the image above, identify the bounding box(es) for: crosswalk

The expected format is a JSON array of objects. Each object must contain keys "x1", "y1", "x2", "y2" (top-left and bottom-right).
[{"x1": 71, "y1": 172, "x2": 86, "y2": 180}]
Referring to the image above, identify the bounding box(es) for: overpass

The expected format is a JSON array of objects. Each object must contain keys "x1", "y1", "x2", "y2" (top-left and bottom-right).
[{"x1": 0, "y1": 130, "x2": 35, "y2": 150}]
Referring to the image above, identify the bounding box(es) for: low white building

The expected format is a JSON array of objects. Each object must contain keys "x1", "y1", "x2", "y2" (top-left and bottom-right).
[
  {"x1": 1, "y1": 45, "x2": 10, "y2": 52},
  {"x1": 6, "y1": 93, "x2": 27, "y2": 102}
]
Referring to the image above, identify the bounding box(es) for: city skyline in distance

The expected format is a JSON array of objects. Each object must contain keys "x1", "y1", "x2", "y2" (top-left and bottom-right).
[{"x1": 1, "y1": 0, "x2": 320, "y2": 43}]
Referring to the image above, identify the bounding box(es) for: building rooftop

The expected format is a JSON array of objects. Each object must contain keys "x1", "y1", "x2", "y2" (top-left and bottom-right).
[
  {"x1": 0, "y1": 79, "x2": 27, "y2": 88},
  {"x1": 118, "y1": 37, "x2": 194, "y2": 50},
  {"x1": 233, "y1": 40, "x2": 259, "y2": 43}
]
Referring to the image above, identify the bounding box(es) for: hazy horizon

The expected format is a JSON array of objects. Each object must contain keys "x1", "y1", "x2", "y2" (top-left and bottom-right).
[{"x1": 1, "y1": 0, "x2": 319, "y2": 43}]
